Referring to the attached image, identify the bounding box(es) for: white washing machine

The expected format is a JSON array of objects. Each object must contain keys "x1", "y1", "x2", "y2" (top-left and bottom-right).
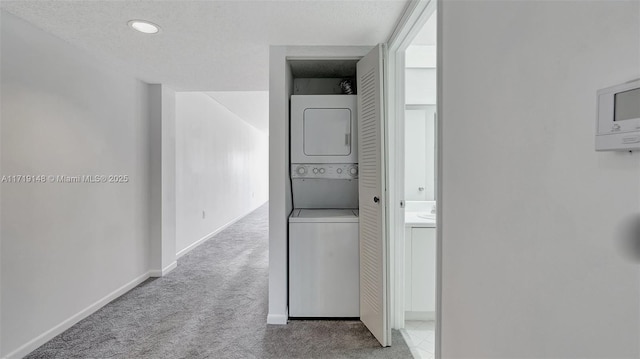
[
  {"x1": 289, "y1": 209, "x2": 359, "y2": 318},
  {"x1": 290, "y1": 163, "x2": 358, "y2": 208}
]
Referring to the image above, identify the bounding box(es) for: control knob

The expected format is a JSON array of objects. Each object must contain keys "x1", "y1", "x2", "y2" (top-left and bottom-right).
[
  {"x1": 349, "y1": 166, "x2": 358, "y2": 176},
  {"x1": 296, "y1": 166, "x2": 307, "y2": 175},
  {"x1": 319, "y1": 168, "x2": 325, "y2": 174},
  {"x1": 313, "y1": 168, "x2": 319, "y2": 174}
]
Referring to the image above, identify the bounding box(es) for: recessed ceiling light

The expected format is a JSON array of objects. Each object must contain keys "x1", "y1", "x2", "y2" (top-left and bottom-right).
[{"x1": 128, "y1": 20, "x2": 160, "y2": 34}]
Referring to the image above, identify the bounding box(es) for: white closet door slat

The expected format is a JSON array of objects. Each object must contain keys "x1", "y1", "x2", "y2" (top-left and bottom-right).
[{"x1": 357, "y1": 44, "x2": 389, "y2": 347}]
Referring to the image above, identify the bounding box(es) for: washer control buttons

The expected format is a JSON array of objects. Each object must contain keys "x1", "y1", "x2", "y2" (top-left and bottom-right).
[{"x1": 292, "y1": 164, "x2": 358, "y2": 178}]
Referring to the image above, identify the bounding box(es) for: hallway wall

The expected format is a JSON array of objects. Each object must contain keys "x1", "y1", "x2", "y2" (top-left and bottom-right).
[
  {"x1": 1, "y1": 11, "x2": 152, "y2": 358},
  {"x1": 175, "y1": 92, "x2": 268, "y2": 256},
  {"x1": 439, "y1": 1, "x2": 640, "y2": 357}
]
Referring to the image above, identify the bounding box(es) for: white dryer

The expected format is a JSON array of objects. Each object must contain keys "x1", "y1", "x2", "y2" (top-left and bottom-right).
[
  {"x1": 289, "y1": 209, "x2": 359, "y2": 318},
  {"x1": 290, "y1": 95, "x2": 357, "y2": 164}
]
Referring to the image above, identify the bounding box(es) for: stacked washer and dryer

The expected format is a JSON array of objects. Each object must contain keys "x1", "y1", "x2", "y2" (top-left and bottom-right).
[{"x1": 288, "y1": 95, "x2": 360, "y2": 318}]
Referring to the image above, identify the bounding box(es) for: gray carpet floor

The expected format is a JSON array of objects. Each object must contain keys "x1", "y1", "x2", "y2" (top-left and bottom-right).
[{"x1": 26, "y1": 203, "x2": 413, "y2": 359}]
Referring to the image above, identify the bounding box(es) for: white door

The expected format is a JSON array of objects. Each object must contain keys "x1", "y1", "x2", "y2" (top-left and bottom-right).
[{"x1": 357, "y1": 44, "x2": 390, "y2": 347}]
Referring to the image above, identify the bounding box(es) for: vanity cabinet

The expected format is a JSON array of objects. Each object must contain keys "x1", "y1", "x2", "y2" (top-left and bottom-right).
[{"x1": 405, "y1": 226, "x2": 436, "y2": 319}]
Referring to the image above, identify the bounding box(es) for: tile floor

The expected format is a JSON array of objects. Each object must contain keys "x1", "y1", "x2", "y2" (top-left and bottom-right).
[{"x1": 402, "y1": 320, "x2": 435, "y2": 359}]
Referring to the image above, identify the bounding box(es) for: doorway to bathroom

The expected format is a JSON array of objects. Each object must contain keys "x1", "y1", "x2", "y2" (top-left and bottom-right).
[{"x1": 386, "y1": 1, "x2": 438, "y2": 358}]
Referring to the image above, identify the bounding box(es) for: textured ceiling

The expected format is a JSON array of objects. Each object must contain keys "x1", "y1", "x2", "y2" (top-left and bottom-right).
[{"x1": 0, "y1": 0, "x2": 409, "y2": 91}]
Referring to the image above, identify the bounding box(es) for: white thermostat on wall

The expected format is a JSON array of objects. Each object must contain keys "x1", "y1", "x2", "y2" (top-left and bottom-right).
[{"x1": 596, "y1": 78, "x2": 640, "y2": 151}]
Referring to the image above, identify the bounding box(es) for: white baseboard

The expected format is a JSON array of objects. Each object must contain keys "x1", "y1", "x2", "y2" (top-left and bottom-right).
[
  {"x1": 267, "y1": 308, "x2": 288, "y2": 325},
  {"x1": 5, "y1": 271, "x2": 151, "y2": 359},
  {"x1": 176, "y1": 201, "x2": 268, "y2": 259},
  {"x1": 163, "y1": 261, "x2": 177, "y2": 275},
  {"x1": 148, "y1": 260, "x2": 177, "y2": 277}
]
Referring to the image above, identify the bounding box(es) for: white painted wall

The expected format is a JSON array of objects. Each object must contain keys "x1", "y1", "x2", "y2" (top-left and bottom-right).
[
  {"x1": 268, "y1": 46, "x2": 293, "y2": 324},
  {"x1": 439, "y1": 1, "x2": 640, "y2": 357},
  {"x1": 0, "y1": 17, "x2": 3, "y2": 356},
  {"x1": 161, "y1": 87, "x2": 177, "y2": 271},
  {"x1": 1, "y1": 11, "x2": 152, "y2": 358},
  {"x1": 149, "y1": 85, "x2": 178, "y2": 275},
  {"x1": 175, "y1": 92, "x2": 268, "y2": 257},
  {"x1": 405, "y1": 68, "x2": 436, "y2": 105},
  {"x1": 406, "y1": 46, "x2": 436, "y2": 68}
]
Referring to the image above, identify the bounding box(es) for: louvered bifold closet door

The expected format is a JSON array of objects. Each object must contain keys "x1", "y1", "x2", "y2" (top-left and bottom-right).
[{"x1": 356, "y1": 44, "x2": 389, "y2": 347}]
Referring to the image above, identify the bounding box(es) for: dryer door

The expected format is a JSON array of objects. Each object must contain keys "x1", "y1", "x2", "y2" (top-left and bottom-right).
[
  {"x1": 303, "y1": 108, "x2": 351, "y2": 156},
  {"x1": 291, "y1": 95, "x2": 358, "y2": 163}
]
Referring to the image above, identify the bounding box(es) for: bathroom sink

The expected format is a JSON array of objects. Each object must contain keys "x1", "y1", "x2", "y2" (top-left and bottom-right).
[{"x1": 417, "y1": 213, "x2": 436, "y2": 220}]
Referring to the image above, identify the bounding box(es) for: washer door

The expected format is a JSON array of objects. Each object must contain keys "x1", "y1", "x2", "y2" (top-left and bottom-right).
[{"x1": 288, "y1": 221, "x2": 359, "y2": 317}]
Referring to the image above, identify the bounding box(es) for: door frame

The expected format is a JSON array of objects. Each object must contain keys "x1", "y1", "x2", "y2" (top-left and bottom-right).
[{"x1": 385, "y1": 0, "x2": 439, "y2": 352}]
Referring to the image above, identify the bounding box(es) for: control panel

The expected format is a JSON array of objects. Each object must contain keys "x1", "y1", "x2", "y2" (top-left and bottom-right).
[
  {"x1": 596, "y1": 78, "x2": 640, "y2": 151},
  {"x1": 291, "y1": 163, "x2": 358, "y2": 179}
]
